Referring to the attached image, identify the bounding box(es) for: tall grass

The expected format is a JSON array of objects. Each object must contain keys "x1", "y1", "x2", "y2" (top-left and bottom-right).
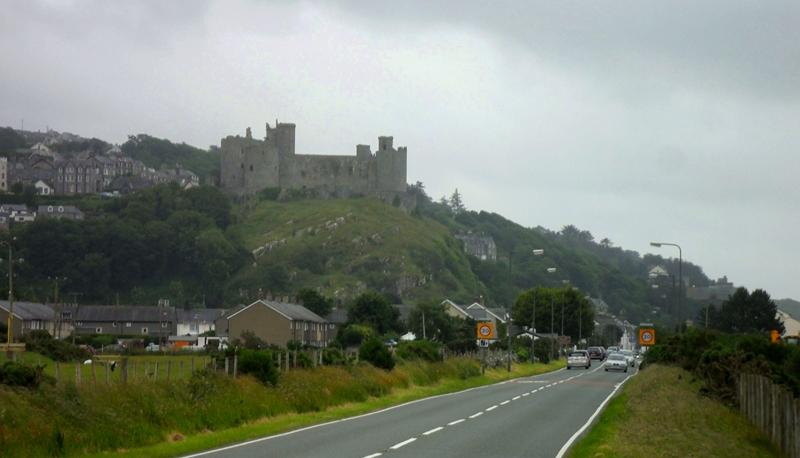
[{"x1": 0, "y1": 358, "x2": 486, "y2": 457}]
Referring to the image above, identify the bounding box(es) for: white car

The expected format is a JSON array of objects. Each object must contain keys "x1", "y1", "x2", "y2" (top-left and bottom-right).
[
  {"x1": 620, "y1": 350, "x2": 636, "y2": 367},
  {"x1": 604, "y1": 353, "x2": 628, "y2": 372},
  {"x1": 567, "y1": 350, "x2": 591, "y2": 369}
]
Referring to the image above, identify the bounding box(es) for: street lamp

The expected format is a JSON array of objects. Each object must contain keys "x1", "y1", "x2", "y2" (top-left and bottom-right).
[
  {"x1": 650, "y1": 242, "x2": 683, "y2": 330},
  {"x1": 526, "y1": 249, "x2": 546, "y2": 364}
]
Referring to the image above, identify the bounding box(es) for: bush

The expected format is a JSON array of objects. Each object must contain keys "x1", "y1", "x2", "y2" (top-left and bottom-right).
[
  {"x1": 396, "y1": 340, "x2": 442, "y2": 362},
  {"x1": 23, "y1": 331, "x2": 87, "y2": 362},
  {"x1": 322, "y1": 347, "x2": 347, "y2": 365},
  {"x1": 359, "y1": 338, "x2": 395, "y2": 370},
  {"x1": 0, "y1": 361, "x2": 45, "y2": 388},
  {"x1": 237, "y1": 349, "x2": 279, "y2": 385}
]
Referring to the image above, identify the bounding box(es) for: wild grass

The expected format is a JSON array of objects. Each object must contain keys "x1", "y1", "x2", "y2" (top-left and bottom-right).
[
  {"x1": 569, "y1": 364, "x2": 781, "y2": 458},
  {"x1": 0, "y1": 358, "x2": 563, "y2": 457}
]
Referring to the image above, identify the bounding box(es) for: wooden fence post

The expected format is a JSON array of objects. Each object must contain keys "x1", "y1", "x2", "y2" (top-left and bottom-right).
[
  {"x1": 233, "y1": 354, "x2": 237, "y2": 379},
  {"x1": 277, "y1": 352, "x2": 282, "y2": 372},
  {"x1": 130, "y1": 360, "x2": 135, "y2": 382},
  {"x1": 92, "y1": 361, "x2": 97, "y2": 385},
  {"x1": 179, "y1": 360, "x2": 184, "y2": 379},
  {"x1": 104, "y1": 363, "x2": 109, "y2": 384},
  {"x1": 166, "y1": 361, "x2": 172, "y2": 381},
  {"x1": 154, "y1": 361, "x2": 159, "y2": 381},
  {"x1": 55, "y1": 362, "x2": 60, "y2": 384},
  {"x1": 121, "y1": 358, "x2": 128, "y2": 384},
  {"x1": 225, "y1": 357, "x2": 229, "y2": 375},
  {"x1": 75, "y1": 363, "x2": 80, "y2": 386}
]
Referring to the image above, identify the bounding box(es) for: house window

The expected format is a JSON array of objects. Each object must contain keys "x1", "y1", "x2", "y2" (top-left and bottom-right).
[
  {"x1": 161, "y1": 322, "x2": 168, "y2": 328},
  {"x1": 95, "y1": 327, "x2": 103, "y2": 334},
  {"x1": 289, "y1": 322, "x2": 293, "y2": 330},
  {"x1": 126, "y1": 322, "x2": 132, "y2": 327},
  {"x1": 112, "y1": 321, "x2": 117, "y2": 327},
  {"x1": 141, "y1": 327, "x2": 148, "y2": 335}
]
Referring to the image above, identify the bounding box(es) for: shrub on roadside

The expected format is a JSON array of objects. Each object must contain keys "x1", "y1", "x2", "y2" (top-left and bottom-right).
[
  {"x1": 396, "y1": 340, "x2": 442, "y2": 362},
  {"x1": 23, "y1": 330, "x2": 86, "y2": 362},
  {"x1": 237, "y1": 349, "x2": 279, "y2": 385},
  {"x1": 0, "y1": 361, "x2": 46, "y2": 388},
  {"x1": 359, "y1": 338, "x2": 395, "y2": 370}
]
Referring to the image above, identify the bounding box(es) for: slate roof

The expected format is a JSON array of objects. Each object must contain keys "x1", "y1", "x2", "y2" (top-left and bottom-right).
[
  {"x1": 0, "y1": 301, "x2": 55, "y2": 320},
  {"x1": 227, "y1": 300, "x2": 327, "y2": 323},
  {"x1": 177, "y1": 308, "x2": 226, "y2": 323},
  {"x1": 37, "y1": 205, "x2": 84, "y2": 217},
  {"x1": 75, "y1": 305, "x2": 176, "y2": 322}
]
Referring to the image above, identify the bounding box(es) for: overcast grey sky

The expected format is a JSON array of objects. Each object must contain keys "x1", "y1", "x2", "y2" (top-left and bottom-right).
[{"x1": 2, "y1": 1, "x2": 799, "y2": 299}]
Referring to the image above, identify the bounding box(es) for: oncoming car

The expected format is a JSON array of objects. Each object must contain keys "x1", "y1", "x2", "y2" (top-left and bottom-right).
[
  {"x1": 604, "y1": 353, "x2": 629, "y2": 372},
  {"x1": 620, "y1": 349, "x2": 636, "y2": 367},
  {"x1": 567, "y1": 350, "x2": 591, "y2": 369}
]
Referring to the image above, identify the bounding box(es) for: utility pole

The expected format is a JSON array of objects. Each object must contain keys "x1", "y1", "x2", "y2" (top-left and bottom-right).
[
  {"x1": 550, "y1": 296, "x2": 555, "y2": 360},
  {"x1": 421, "y1": 310, "x2": 426, "y2": 339},
  {"x1": 506, "y1": 314, "x2": 512, "y2": 372},
  {"x1": 5, "y1": 240, "x2": 14, "y2": 358},
  {"x1": 530, "y1": 292, "x2": 536, "y2": 363}
]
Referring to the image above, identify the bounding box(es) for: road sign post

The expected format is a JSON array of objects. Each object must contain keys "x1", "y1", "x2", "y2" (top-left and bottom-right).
[{"x1": 638, "y1": 327, "x2": 656, "y2": 347}]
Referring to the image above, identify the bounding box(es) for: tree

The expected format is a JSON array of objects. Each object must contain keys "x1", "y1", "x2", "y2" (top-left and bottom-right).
[
  {"x1": 0, "y1": 127, "x2": 26, "y2": 153},
  {"x1": 512, "y1": 286, "x2": 594, "y2": 342},
  {"x1": 348, "y1": 291, "x2": 400, "y2": 335},
  {"x1": 407, "y1": 302, "x2": 457, "y2": 342},
  {"x1": 450, "y1": 188, "x2": 465, "y2": 214},
  {"x1": 359, "y1": 337, "x2": 395, "y2": 370},
  {"x1": 707, "y1": 287, "x2": 784, "y2": 334},
  {"x1": 297, "y1": 288, "x2": 333, "y2": 318},
  {"x1": 600, "y1": 238, "x2": 612, "y2": 248}
]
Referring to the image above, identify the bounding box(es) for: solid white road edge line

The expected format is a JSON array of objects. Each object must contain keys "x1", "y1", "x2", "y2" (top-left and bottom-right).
[
  {"x1": 554, "y1": 371, "x2": 638, "y2": 458},
  {"x1": 390, "y1": 438, "x2": 417, "y2": 450},
  {"x1": 423, "y1": 426, "x2": 444, "y2": 436},
  {"x1": 180, "y1": 367, "x2": 565, "y2": 457}
]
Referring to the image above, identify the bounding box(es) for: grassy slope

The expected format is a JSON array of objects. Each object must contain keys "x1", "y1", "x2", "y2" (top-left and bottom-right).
[
  {"x1": 228, "y1": 198, "x2": 484, "y2": 304},
  {"x1": 569, "y1": 364, "x2": 780, "y2": 458}
]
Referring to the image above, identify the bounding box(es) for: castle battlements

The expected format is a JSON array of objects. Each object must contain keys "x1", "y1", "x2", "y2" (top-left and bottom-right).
[{"x1": 220, "y1": 121, "x2": 407, "y2": 200}]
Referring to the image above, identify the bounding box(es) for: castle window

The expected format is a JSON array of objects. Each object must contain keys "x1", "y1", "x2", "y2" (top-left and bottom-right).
[
  {"x1": 241, "y1": 163, "x2": 244, "y2": 169},
  {"x1": 249, "y1": 165, "x2": 253, "y2": 172}
]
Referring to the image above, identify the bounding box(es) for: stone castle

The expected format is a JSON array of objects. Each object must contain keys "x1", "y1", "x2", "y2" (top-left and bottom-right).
[{"x1": 220, "y1": 121, "x2": 407, "y2": 200}]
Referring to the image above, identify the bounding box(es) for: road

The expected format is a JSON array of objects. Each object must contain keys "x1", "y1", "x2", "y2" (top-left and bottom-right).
[{"x1": 186, "y1": 361, "x2": 637, "y2": 458}]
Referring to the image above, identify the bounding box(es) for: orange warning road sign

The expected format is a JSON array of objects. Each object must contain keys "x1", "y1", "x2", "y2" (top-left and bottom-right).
[
  {"x1": 770, "y1": 330, "x2": 781, "y2": 343},
  {"x1": 639, "y1": 328, "x2": 656, "y2": 346},
  {"x1": 476, "y1": 321, "x2": 496, "y2": 340}
]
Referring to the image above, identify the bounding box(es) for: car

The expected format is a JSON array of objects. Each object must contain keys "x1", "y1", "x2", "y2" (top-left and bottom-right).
[
  {"x1": 604, "y1": 353, "x2": 628, "y2": 372},
  {"x1": 620, "y1": 349, "x2": 636, "y2": 367},
  {"x1": 607, "y1": 346, "x2": 620, "y2": 353},
  {"x1": 587, "y1": 346, "x2": 605, "y2": 360},
  {"x1": 567, "y1": 350, "x2": 591, "y2": 369}
]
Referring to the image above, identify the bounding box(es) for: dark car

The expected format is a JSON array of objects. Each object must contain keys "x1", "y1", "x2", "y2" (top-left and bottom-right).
[{"x1": 587, "y1": 346, "x2": 605, "y2": 360}]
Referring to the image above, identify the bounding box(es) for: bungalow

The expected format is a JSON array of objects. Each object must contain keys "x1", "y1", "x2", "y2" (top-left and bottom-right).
[
  {"x1": 216, "y1": 300, "x2": 331, "y2": 348},
  {"x1": 71, "y1": 305, "x2": 177, "y2": 337},
  {"x1": 0, "y1": 301, "x2": 57, "y2": 339},
  {"x1": 37, "y1": 204, "x2": 84, "y2": 221}
]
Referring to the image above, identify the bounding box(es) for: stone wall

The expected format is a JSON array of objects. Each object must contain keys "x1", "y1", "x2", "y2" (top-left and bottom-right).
[{"x1": 220, "y1": 122, "x2": 407, "y2": 200}]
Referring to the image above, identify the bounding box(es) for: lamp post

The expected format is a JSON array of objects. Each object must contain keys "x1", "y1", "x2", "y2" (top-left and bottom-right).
[
  {"x1": 506, "y1": 312, "x2": 512, "y2": 372},
  {"x1": 526, "y1": 249, "x2": 546, "y2": 364},
  {"x1": 650, "y1": 242, "x2": 683, "y2": 330}
]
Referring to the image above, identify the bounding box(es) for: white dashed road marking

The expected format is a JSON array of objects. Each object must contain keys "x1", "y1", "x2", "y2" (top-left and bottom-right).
[
  {"x1": 423, "y1": 426, "x2": 443, "y2": 436},
  {"x1": 500, "y1": 400, "x2": 510, "y2": 405},
  {"x1": 469, "y1": 412, "x2": 483, "y2": 419},
  {"x1": 447, "y1": 419, "x2": 465, "y2": 426},
  {"x1": 390, "y1": 438, "x2": 416, "y2": 450},
  {"x1": 363, "y1": 454, "x2": 382, "y2": 458},
  {"x1": 486, "y1": 405, "x2": 498, "y2": 411}
]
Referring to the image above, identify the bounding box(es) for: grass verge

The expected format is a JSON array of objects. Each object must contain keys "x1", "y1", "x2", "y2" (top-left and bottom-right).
[
  {"x1": 568, "y1": 364, "x2": 781, "y2": 458},
  {"x1": 89, "y1": 360, "x2": 564, "y2": 458}
]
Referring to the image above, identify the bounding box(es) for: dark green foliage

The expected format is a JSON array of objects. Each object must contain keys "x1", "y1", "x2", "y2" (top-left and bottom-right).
[
  {"x1": 336, "y1": 324, "x2": 373, "y2": 348},
  {"x1": 407, "y1": 302, "x2": 462, "y2": 343},
  {"x1": 0, "y1": 127, "x2": 26, "y2": 152},
  {"x1": 121, "y1": 134, "x2": 219, "y2": 182},
  {"x1": 296, "y1": 289, "x2": 334, "y2": 317},
  {"x1": 322, "y1": 347, "x2": 347, "y2": 365},
  {"x1": 705, "y1": 288, "x2": 785, "y2": 334},
  {"x1": 348, "y1": 291, "x2": 400, "y2": 335},
  {"x1": 0, "y1": 361, "x2": 45, "y2": 388},
  {"x1": 396, "y1": 340, "x2": 442, "y2": 362},
  {"x1": 512, "y1": 287, "x2": 594, "y2": 342},
  {"x1": 645, "y1": 328, "x2": 800, "y2": 400},
  {"x1": 359, "y1": 337, "x2": 395, "y2": 370},
  {"x1": 237, "y1": 349, "x2": 279, "y2": 385},
  {"x1": 22, "y1": 331, "x2": 86, "y2": 362},
  {"x1": 11, "y1": 184, "x2": 246, "y2": 306},
  {"x1": 233, "y1": 330, "x2": 267, "y2": 350},
  {"x1": 51, "y1": 137, "x2": 109, "y2": 155}
]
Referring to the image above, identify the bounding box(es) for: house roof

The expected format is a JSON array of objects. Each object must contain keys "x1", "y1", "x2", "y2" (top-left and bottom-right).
[
  {"x1": 75, "y1": 305, "x2": 176, "y2": 322},
  {"x1": 0, "y1": 301, "x2": 54, "y2": 320},
  {"x1": 37, "y1": 205, "x2": 84, "y2": 216},
  {"x1": 177, "y1": 308, "x2": 226, "y2": 323},
  {"x1": 443, "y1": 299, "x2": 507, "y2": 323},
  {"x1": 227, "y1": 300, "x2": 327, "y2": 323}
]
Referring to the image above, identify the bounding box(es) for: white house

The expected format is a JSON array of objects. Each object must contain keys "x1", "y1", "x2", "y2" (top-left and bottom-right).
[{"x1": 34, "y1": 180, "x2": 54, "y2": 196}]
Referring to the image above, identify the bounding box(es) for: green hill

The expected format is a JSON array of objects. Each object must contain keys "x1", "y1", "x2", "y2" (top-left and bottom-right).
[
  {"x1": 227, "y1": 198, "x2": 483, "y2": 305},
  {"x1": 121, "y1": 134, "x2": 219, "y2": 183}
]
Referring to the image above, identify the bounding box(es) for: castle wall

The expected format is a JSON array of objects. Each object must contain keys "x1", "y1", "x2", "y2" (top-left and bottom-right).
[{"x1": 220, "y1": 122, "x2": 407, "y2": 199}]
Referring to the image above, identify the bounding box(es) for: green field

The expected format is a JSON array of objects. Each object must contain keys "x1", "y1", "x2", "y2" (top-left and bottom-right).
[
  {"x1": 569, "y1": 364, "x2": 780, "y2": 458},
  {"x1": 1, "y1": 352, "x2": 213, "y2": 384}
]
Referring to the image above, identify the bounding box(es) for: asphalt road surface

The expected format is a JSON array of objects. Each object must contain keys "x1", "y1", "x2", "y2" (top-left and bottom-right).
[{"x1": 186, "y1": 361, "x2": 637, "y2": 458}]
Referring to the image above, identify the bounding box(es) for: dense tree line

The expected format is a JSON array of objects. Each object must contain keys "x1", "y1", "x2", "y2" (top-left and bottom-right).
[
  {"x1": 6, "y1": 184, "x2": 248, "y2": 306},
  {"x1": 122, "y1": 134, "x2": 219, "y2": 183}
]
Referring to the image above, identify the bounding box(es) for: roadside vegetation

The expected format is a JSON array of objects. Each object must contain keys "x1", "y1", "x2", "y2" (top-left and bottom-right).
[
  {"x1": 0, "y1": 355, "x2": 563, "y2": 457},
  {"x1": 569, "y1": 364, "x2": 780, "y2": 458}
]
